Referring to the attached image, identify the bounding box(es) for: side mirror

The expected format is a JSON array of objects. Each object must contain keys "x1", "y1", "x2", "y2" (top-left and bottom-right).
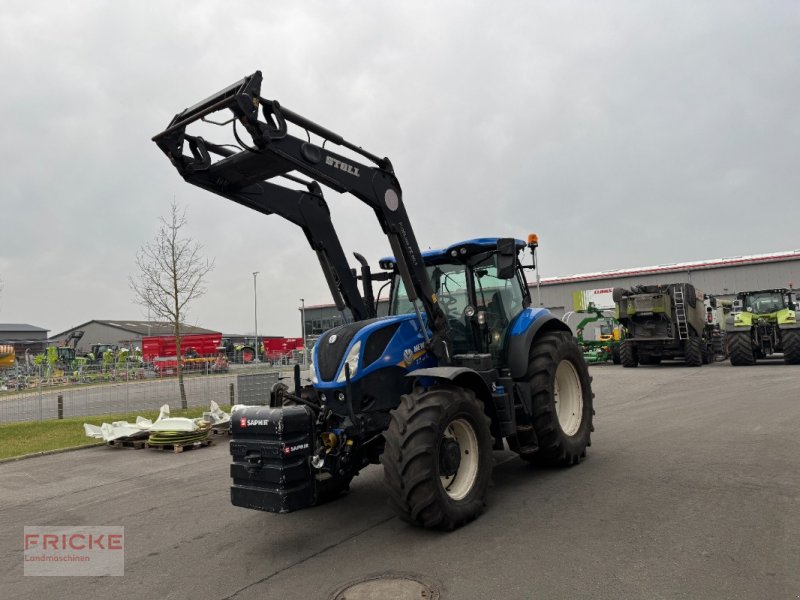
[{"x1": 496, "y1": 238, "x2": 517, "y2": 279}]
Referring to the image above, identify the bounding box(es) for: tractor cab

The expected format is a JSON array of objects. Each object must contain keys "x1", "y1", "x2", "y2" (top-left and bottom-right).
[
  {"x1": 381, "y1": 238, "x2": 531, "y2": 362},
  {"x1": 742, "y1": 290, "x2": 787, "y2": 314}
]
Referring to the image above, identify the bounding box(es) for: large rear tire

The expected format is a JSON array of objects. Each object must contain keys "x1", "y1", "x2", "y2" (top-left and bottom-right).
[
  {"x1": 782, "y1": 329, "x2": 800, "y2": 365},
  {"x1": 728, "y1": 331, "x2": 756, "y2": 366},
  {"x1": 382, "y1": 385, "x2": 493, "y2": 530},
  {"x1": 520, "y1": 332, "x2": 594, "y2": 467},
  {"x1": 684, "y1": 335, "x2": 703, "y2": 367},
  {"x1": 620, "y1": 340, "x2": 638, "y2": 368}
]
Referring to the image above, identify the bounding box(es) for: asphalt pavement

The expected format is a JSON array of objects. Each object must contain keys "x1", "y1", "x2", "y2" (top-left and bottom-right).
[{"x1": 1, "y1": 361, "x2": 798, "y2": 599}]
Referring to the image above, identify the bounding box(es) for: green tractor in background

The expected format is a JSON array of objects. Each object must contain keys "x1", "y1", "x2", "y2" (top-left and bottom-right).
[{"x1": 727, "y1": 289, "x2": 800, "y2": 365}]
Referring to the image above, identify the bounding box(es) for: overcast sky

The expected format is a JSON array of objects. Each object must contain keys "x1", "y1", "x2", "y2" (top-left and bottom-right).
[{"x1": 1, "y1": 1, "x2": 798, "y2": 338}]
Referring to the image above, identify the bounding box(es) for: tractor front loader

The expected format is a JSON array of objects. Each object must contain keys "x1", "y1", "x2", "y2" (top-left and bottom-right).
[{"x1": 154, "y1": 71, "x2": 595, "y2": 530}]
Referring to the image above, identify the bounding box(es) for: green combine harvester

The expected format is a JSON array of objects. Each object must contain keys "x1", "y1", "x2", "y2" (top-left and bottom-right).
[
  {"x1": 726, "y1": 289, "x2": 800, "y2": 365},
  {"x1": 613, "y1": 283, "x2": 713, "y2": 367}
]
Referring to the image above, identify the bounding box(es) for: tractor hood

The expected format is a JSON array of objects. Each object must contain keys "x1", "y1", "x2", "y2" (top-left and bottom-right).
[
  {"x1": 311, "y1": 314, "x2": 435, "y2": 389},
  {"x1": 729, "y1": 307, "x2": 797, "y2": 328}
]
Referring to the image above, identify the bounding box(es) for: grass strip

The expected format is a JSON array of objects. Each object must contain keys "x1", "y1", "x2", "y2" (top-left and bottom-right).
[{"x1": 0, "y1": 406, "x2": 231, "y2": 461}]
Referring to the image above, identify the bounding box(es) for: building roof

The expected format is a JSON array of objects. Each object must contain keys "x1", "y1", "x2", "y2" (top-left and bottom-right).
[
  {"x1": 0, "y1": 323, "x2": 48, "y2": 332},
  {"x1": 539, "y1": 249, "x2": 800, "y2": 286},
  {"x1": 51, "y1": 320, "x2": 219, "y2": 339}
]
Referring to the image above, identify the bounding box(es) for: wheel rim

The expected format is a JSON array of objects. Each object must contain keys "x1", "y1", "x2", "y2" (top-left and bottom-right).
[
  {"x1": 554, "y1": 360, "x2": 583, "y2": 436},
  {"x1": 439, "y1": 418, "x2": 479, "y2": 501}
]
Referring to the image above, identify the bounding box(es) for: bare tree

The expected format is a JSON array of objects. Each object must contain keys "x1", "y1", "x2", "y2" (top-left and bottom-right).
[{"x1": 130, "y1": 202, "x2": 214, "y2": 408}]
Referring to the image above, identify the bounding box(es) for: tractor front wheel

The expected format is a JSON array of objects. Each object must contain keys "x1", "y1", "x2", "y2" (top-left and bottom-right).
[
  {"x1": 382, "y1": 385, "x2": 493, "y2": 530},
  {"x1": 728, "y1": 331, "x2": 756, "y2": 366},
  {"x1": 782, "y1": 329, "x2": 800, "y2": 365}
]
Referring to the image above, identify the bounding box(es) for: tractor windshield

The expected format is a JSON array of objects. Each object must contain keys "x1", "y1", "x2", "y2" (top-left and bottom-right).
[
  {"x1": 390, "y1": 256, "x2": 525, "y2": 358},
  {"x1": 390, "y1": 261, "x2": 524, "y2": 319},
  {"x1": 743, "y1": 292, "x2": 785, "y2": 314}
]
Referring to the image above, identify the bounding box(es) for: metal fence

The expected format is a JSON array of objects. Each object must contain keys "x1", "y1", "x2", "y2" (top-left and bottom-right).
[{"x1": 0, "y1": 362, "x2": 302, "y2": 423}]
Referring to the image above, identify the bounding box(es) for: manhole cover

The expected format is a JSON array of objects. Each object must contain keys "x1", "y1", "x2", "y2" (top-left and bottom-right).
[{"x1": 331, "y1": 574, "x2": 439, "y2": 600}]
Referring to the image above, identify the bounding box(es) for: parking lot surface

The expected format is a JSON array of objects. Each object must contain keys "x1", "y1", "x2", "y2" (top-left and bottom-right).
[{"x1": 1, "y1": 362, "x2": 798, "y2": 599}]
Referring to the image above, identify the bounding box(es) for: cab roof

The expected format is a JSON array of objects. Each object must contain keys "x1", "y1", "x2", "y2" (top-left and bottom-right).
[{"x1": 379, "y1": 237, "x2": 526, "y2": 269}]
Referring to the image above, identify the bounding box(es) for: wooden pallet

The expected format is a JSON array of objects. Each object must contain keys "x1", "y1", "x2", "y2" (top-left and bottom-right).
[
  {"x1": 211, "y1": 426, "x2": 231, "y2": 436},
  {"x1": 106, "y1": 438, "x2": 148, "y2": 449},
  {"x1": 146, "y1": 438, "x2": 214, "y2": 453}
]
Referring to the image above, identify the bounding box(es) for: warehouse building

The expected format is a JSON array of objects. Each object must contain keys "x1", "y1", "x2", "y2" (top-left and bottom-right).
[
  {"x1": 50, "y1": 320, "x2": 219, "y2": 354},
  {"x1": 300, "y1": 249, "x2": 800, "y2": 335},
  {"x1": 0, "y1": 324, "x2": 49, "y2": 355},
  {"x1": 534, "y1": 249, "x2": 800, "y2": 317}
]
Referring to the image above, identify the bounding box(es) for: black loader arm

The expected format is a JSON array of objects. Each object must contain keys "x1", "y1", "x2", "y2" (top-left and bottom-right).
[
  {"x1": 152, "y1": 75, "x2": 370, "y2": 321},
  {"x1": 152, "y1": 70, "x2": 449, "y2": 358}
]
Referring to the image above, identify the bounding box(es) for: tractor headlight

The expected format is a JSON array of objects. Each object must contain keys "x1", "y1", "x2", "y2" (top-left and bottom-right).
[
  {"x1": 309, "y1": 350, "x2": 318, "y2": 384},
  {"x1": 336, "y1": 341, "x2": 361, "y2": 383}
]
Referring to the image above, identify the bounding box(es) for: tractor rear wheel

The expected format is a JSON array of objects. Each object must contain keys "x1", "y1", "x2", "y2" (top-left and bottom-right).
[
  {"x1": 782, "y1": 329, "x2": 800, "y2": 365},
  {"x1": 381, "y1": 385, "x2": 493, "y2": 530},
  {"x1": 684, "y1": 335, "x2": 703, "y2": 367},
  {"x1": 520, "y1": 332, "x2": 594, "y2": 467},
  {"x1": 728, "y1": 331, "x2": 756, "y2": 366},
  {"x1": 620, "y1": 340, "x2": 638, "y2": 368}
]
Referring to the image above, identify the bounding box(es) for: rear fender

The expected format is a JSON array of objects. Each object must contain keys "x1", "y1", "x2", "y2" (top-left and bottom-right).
[{"x1": 506, "y1": 309, "x2": 572, "y2": 378}]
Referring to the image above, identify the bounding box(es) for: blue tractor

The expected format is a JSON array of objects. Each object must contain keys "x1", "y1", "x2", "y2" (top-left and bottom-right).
[{"x1": 154, "y1": 72, "x2": 595, "y2": 529}]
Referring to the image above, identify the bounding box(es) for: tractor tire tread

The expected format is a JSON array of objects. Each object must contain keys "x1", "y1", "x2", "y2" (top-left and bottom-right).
[
  {"x1": 620, "y1": 340, "x2": 638, "y2": 368},
  {"x1": 728, "y1": 331, "x2": 756, "y2": 366},
  {"x1": 782, "y1": 329, "x2": 800, "y2": 365},
  {"x1": 519, "y1": 332, "x2": 594, "y2": 467}
]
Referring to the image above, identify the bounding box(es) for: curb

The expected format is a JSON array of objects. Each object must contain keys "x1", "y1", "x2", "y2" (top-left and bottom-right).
[{"x1": 0, "y1": 442, "x2": 105, "y2": 465}]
